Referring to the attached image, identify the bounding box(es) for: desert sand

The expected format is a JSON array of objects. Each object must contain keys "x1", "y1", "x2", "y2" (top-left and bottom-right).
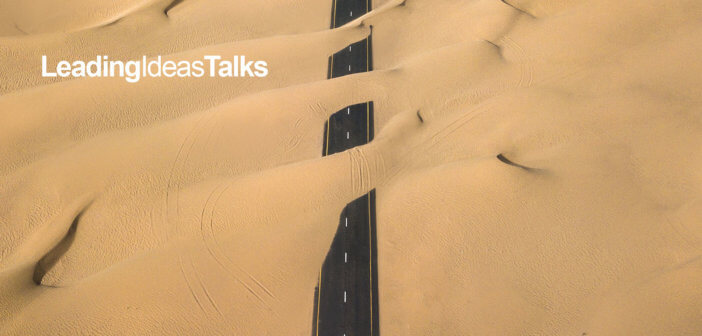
[{"x1": 1, "y1": 0, "x2": 701, "y2": 334}]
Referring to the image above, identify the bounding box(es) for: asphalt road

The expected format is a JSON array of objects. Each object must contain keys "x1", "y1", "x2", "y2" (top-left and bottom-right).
[{"x1": 312, "y1": 1, "x2": 379, "y2": 336}]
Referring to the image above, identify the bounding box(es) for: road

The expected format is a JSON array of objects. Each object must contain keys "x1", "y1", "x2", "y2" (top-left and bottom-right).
[{"x1": 312, "y1": 1, "x2": 380, "y2": 336}]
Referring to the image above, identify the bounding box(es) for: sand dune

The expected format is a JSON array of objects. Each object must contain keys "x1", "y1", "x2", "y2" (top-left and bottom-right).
[{"x1": 1, "y1": 0, "x2": 701, "y2": 334}]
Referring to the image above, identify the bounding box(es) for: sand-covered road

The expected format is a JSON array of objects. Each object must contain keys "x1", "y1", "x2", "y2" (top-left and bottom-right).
[{"x1": 1, "y1": 0, "x2": 701, "y2": 334}]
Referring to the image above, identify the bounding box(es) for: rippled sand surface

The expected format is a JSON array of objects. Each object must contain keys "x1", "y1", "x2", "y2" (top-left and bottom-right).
[{"x1": 1, "y1": 0, "x2": 701, "y2": 334}]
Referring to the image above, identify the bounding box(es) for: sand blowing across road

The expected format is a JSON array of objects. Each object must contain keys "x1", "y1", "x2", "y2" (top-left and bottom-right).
[{"x1": 1, "y1": 0, "x2": 701, "y2": 334}]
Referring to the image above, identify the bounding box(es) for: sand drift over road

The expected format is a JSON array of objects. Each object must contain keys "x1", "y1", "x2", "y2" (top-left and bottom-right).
[{"x1": 1, "y1": 0, "x2": 702, "y2": 335}]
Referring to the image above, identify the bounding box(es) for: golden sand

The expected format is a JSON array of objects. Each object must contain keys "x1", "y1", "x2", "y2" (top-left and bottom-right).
[{"x1": 1, "y1": 0, "x2": 701, "y2": 334}]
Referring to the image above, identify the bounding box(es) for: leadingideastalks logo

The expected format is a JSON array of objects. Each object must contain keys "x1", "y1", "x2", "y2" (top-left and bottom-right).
[{"x1": 41, "y1": 55, "x2": 269, "y2": 83}]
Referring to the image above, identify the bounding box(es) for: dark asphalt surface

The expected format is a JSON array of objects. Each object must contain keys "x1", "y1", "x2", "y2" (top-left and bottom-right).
[{"x1": 312, "y1": 1, "x2": 379, "y2": 336}]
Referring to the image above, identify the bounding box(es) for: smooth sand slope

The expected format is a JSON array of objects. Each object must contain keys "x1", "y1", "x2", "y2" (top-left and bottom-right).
[{"x1": 1, "y1": 0, "x2": 701, "y2": 334}]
